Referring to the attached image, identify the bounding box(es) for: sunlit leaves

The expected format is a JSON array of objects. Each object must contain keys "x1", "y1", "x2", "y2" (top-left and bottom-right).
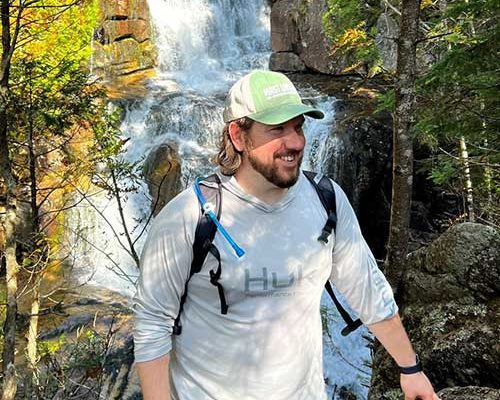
[{"x1": 323, "y1": 0, "x2": 382, "y2": 75}]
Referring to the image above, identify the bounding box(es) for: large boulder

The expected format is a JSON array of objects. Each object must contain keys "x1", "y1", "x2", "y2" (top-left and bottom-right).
[
  {"x1": 369, "y1": 223, "x2": 500, "y2": 399},
  {"x1": 142, "y1": 143, "x2": 182, "y2": 216}
]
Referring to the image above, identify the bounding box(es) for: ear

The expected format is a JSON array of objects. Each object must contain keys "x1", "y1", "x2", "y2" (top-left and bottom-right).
[{"x1": 228, "y1": 121, "x2": 245, "y2": 152}]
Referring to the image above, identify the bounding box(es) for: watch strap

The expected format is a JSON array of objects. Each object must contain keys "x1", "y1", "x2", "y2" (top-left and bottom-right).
[{"x1": 399, "y1": 354, "x2": 423, "y2": 374}]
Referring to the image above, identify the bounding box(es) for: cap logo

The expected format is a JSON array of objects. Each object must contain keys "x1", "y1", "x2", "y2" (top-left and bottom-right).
[{"x1": 263, "y1": 83, "x2": 296, "y2": 100}]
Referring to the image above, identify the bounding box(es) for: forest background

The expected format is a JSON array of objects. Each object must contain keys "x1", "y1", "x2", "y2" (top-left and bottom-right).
[{"x1": 0, "y1": 0, "x2": 498, "y2": 399}]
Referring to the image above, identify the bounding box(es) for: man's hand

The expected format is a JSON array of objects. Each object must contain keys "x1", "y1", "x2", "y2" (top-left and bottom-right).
[{"x1": 400, "y1": 372, "x2": 440, "y2": 400}]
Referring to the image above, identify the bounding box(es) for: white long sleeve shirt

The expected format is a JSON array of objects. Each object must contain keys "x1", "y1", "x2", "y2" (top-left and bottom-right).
[{"x1": 133, "y1": 171, "x2": 397, "y2": 400}]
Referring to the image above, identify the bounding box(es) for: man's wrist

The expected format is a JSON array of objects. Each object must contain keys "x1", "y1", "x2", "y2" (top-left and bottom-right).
[{"x1": 398, "y1": 354, "x2": 423, "y2": 375}]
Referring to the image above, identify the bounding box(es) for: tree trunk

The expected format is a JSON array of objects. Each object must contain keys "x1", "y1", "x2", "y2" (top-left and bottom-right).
[
  {"x1": 26, "y1": 279, "x2": 41, "y2": 393},
  {"x1": 459, "y1": 136, "x2": 474, "y2": 222},
  {"x1": 0, "y1": 92, "x2": 19, "y2": 400},
  {"x1": 1, "y1": 1, "x2": 19, "y2": 398},
  {"x1": 370, "y1": 3, "x2": 421, "y2": 398},
  {"x1": 385, "y1": 0, "x2": 421, "y2": 291}
]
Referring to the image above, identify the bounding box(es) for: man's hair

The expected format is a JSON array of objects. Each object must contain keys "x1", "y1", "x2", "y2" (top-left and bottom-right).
[{"x1": 215, "y1": 117, "x2": 254, "y2": 176}]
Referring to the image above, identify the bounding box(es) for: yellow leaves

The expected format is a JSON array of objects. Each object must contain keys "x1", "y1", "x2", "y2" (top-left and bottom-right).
[
  {"x1": 421, "y1": 0, "x2": 434, "y2": 9},
  {"x1": 13, "y1": 0, "x2": 99, "y2": 67},
  {"x1": 338, "y1": 24, "x2": 367, "y2": 47},
  {"x1": 331, "y1": 24, "x2": 369, "y2": 55}
]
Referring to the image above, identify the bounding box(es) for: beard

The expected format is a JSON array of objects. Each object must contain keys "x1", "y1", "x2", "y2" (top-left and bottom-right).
[{"x1": 243, "y1": 137, "x2": 303, "y2": 189}]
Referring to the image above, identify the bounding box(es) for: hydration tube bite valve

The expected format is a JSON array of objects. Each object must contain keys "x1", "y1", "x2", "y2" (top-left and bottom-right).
[{"x1": 194, "y1": 178, "x2": 245, "y2": 258}]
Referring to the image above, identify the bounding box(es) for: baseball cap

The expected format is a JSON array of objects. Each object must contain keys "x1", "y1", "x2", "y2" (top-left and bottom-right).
[{"x1": 223, "y1": 70, "x2": 324, "y2": 125}]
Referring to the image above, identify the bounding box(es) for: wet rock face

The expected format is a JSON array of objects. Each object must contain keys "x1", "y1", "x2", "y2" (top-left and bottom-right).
[
  {"x1": 369, "y1": 223, "x2": 500, "y2": 399},
  {"x1": 326, "y1": 112, "x2": 393, "y2": 257},
  {"x1": 93, "y1": 0, "x2": 157, "y2": 85},
  {"x1": 142, "y1": 143, "x2": 182, "y2": 216}
]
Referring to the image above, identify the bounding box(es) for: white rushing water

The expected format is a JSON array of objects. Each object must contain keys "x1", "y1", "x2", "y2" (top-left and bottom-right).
[{"x1": 67, "y1": 0, "x2": 370, "y2": 397}]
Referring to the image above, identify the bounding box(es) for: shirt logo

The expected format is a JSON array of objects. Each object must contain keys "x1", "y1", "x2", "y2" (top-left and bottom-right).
[{"x1": 244, "y1": 267, "x2": 303, "y2": 296}]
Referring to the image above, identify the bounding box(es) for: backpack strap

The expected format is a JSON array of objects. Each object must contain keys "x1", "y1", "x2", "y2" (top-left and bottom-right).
[
  {"x1": 303, "y1": 171, "x2": 363, "y2": 336},
  {"x1": 325, "y1": 281, "x2": 363, "y2": 336},
  {"x1": 303, "y1": 171, "x2": 337, "y2": 244},
  {"x1": 173, "y1": 174, "x2": 224, "y2": 335}
]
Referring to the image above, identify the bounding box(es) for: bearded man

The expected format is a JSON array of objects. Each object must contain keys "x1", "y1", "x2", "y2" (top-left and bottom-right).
[{"x1": 133, "y1": 70, "x2": 439, "y2": 400}]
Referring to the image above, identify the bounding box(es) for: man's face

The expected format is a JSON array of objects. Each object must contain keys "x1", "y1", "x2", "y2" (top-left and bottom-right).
[{"x1": 241, "y1": 116, "x2": 305, "y2": 188}]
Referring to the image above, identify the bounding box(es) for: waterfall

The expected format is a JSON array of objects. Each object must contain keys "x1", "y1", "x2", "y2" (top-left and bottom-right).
[{"x1": 66, "y1": 1, "x2": 370, "y2": 398}]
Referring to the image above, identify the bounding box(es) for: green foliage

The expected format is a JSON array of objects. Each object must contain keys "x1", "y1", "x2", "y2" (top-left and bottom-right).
[
  {"x1": 414, "y1": 0, "x2": 499, "y2": 223},
  {"x1": 35, "y1": 327, "x2": 110, "y2": 399},
  {"x1": 376, "y1": 89, "x2": 395, "y2": 113},
  {"x1": 7, "y1": 0, "x2": 105, "y2": 192},
  {"x1": 38, "y1": 334, "x2": 67, "y2": 357},
  {"x1": 89, "y1": 105, "x2": 142, "y2": 195},
  {"x1": 322, "y1": 0, "x2": 382, "y2": 75}
]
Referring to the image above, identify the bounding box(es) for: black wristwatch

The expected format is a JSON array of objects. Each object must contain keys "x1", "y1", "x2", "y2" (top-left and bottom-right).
[{"x1": 399, "y1": 354, "x2": 423, "y2": 374}]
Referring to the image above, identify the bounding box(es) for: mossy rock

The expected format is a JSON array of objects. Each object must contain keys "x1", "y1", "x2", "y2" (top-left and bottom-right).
[{"x1": 370, "y1": 223, "x2": 500, "y2": 398}]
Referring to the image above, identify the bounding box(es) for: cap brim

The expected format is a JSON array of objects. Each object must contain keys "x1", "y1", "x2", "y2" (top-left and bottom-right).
[{"x1": 248, "y1": 103, "x2": 324, "y2": 125}]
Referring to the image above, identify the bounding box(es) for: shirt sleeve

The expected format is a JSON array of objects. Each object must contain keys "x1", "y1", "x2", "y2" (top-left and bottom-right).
[
  {"x1": 329, "y1": 181, "x2": 398, "y2": 325},
  {"x1": 132, "y1": 189, "x2": 199, "y2": 363}
]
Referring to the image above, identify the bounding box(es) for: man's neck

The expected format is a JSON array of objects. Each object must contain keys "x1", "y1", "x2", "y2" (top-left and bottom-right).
[{"x1": 233, "y1": 168, "x2": 288, "y2": 204}]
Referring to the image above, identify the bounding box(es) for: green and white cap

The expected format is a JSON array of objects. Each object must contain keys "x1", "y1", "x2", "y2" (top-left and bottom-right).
[{"x1": 223, "y1": 70, "x2": 324, "y2": 124}]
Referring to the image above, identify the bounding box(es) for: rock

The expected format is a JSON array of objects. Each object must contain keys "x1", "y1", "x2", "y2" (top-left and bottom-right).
[
  {"x1": 38, "y1": 313, "x2": 95, "y2": 340},
  {"x1": 325, "y1": 109, "x2": 393, "y2": 257},
  {"x1": 375, "y1": 12, "x2": 399, "y2": 73},
  {"x1": 438, "y1": 386, "x2": 500, "y2": 400},
  {"x1": 93, "y1": 0, "x2": 157, "y2": 90},
  {"x1": 270, "y1": 1, "x2": 300, "y2": 52},
  {"x1": 100, "y1": 0, "x2": 150, "y2": 21},
  {"x1": 369, "y1": 223, "x2": 500, "y2": 399},
  {"x1": 143, "y1": 143, "x2": 182, "y2": 216},
  {"x1": 270, "y1": 0, "x2": 368, "y2": 74},
  {"x1": 269, "y1": 52, "x2": 306, "y2": 71},
  {"x1": 101, "y1": 19, "x2": 150, "y2": 43},
  {"x1": 93, "y1": 38, "x2": 157, "y2": 76},
  {"x1": 404, "y1": 222, "x2": 500, "y2": 304},
  {"x1": 29, "y1": 285, "x2": 140, "y2": 400},
  {"x1": 270, "y1": 0, "x2": 347, "y2": 74}
]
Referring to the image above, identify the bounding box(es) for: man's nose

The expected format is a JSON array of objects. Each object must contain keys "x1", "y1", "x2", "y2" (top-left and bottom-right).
[{"x1": 284, "y1": 127, "x2": 305, "y2": 150}]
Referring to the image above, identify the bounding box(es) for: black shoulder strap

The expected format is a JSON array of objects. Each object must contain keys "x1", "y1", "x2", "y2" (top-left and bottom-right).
[
  {"x1": 304, "y1": 171, "x2": 363, "y2": 336},
  {"x1": 173, "y1": 174, "x2": 222, "y2": 335},
  {"x1": 303, "y1": 171, "x2": 337, "y2": 244},
  {"x1": 190, "y1": 174, "x2": 222, "y2": 276}
]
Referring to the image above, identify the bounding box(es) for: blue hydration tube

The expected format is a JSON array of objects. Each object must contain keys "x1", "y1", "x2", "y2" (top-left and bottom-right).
[{"x1": 193, "y1": 178, "x2": 245, "y2": 258}]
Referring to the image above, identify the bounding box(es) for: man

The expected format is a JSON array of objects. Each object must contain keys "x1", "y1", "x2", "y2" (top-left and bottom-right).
[{"x1": 133, "y1": 70, "x2": 439, "y2": 400}]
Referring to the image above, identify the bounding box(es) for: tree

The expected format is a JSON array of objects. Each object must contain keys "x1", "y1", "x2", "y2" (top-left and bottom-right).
[
  {"x1": 415, "y1": 0, "x2": 499, "y2": 225},
  {"x1": 384, "y1": 0, "x2": 421, "y2": 289},
  {"x1": 1, "y1": 2, "x2": 24, "y2": 398},
  {"x1": 0, "y1": 1, "x2": 98, "y2": 397}
]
